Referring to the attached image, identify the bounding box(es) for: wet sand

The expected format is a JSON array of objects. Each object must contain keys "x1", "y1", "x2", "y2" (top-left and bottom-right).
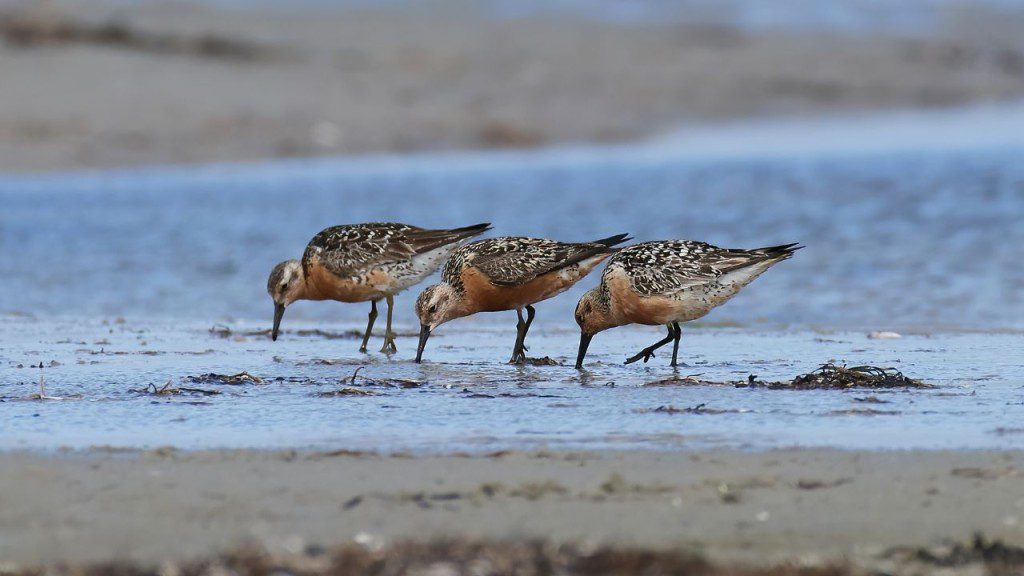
[
  {"x1": 1, "y1": 448, "x2": 1022, "y2": 573},
  {"x1": 2, "y1": 0, "x2": 1024, "y2": 172}
]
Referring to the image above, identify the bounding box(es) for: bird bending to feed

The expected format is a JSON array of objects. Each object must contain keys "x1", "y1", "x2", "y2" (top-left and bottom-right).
[
  {"x1": 415, "y1": 234, "x2": 631, "y2": 364},
  {"x1": 267, "y1": 222, "x2": 491, "y2": 353},
  {"x1": 574, "y1": 241, "x2": 801, "y2": 369}
]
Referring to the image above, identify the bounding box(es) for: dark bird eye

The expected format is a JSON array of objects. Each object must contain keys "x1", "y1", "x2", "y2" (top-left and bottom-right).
[{"x1": 428, "y1": 304, "x2": 437, "y2": 314}]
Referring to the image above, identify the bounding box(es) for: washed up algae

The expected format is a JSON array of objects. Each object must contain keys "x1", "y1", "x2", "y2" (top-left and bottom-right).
[{"x1": 646, "y1": 363, "x2": 931, "y2": 390}]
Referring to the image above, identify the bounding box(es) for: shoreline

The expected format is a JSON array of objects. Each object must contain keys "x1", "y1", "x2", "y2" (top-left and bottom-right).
[
  {"x1": 2, "y1": 100, "x2": 1024, "y2": 184},
  {"x1": 1, "y1": 447, "x2": 1022, "y2": 572},
  {"x1": 2, "y1": 1, "x2": 1023, "y2": 172}
]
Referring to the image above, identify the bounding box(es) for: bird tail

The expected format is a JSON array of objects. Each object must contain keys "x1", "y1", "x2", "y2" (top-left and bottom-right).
[
  {"x1": 444, "y1": 222, "x2": 493, "y2": 242},
  {"x1": 409, "y1": 222, "x2": 492, "y2": 254},
  {"x1": 590, "y1": 233, "x2": 633, "y2": 251},
  {"x1": 754, "y1": 242, "x2": 803, "y2": 262}
]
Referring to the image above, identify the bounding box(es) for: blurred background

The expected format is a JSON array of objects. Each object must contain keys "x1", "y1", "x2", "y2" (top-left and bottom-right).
[
  {"x1": 1, "y1": 0, "x2": 1023, "y2": 330},
  {"x1": 3, "y1": 0, "x2": 1024, "y2": 170}
]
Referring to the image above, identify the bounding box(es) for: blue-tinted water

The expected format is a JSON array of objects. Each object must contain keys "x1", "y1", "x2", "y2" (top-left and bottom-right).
[
  {"x1": 1, "y1": 108, "x2": 1023, "y2": 452},
  {"x1": 1, "y1": 317, "x2": 1022, "y2": 452},
  {"x1": 3, "y1": 132, "x2": 1023, "y2": 331}
]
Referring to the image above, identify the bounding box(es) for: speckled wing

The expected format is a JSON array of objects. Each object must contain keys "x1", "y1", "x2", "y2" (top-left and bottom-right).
[
  {"x1": 466, "y1": 236, "x2": 621, "y2": 287},
  {"x1": 301, "y1": 223, "x2": 421, "y2": 278},
  {"x1": 613, "y1": 241, "x2": 798, "y2": 297},
  {"x1": 304, "y1": 222, "x2": 491, "y2": 279}
]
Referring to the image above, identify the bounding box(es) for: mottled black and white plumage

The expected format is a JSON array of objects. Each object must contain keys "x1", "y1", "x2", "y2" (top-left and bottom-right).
[
  {"x1": 575, "y1": 239, "x2": 801, "y2": 368},
  {"x1": 267, "y1": 221, "x2": 491, "y2": 353},
  {"x1": 443, "y1": 234, "x2": 632, "y2": 291},
  {"x1": 606, "y1": 240, "x2": 802, "y2": 298},
  {"x1": 414, "y1": 233, "x2": 631, "y2": 364},
  {"x1": 303, "y1": 222, "x2": 491, "y2": 286}
]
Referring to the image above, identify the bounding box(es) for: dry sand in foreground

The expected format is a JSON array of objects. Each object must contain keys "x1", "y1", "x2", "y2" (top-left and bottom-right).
[
  {"x1": 2, "y1": 1, "x2": 1024, "y2": 172},
  {"x1": 1, "y1": 448, "x2": 1023, "y2": 573}
]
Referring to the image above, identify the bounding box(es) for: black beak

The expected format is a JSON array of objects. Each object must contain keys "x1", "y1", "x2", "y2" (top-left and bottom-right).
[
  {"x1": 271, "y1": 303, "x2": 285, "y2": 341},
  {"x1": 575, "y1": 333, "x2": 593, "y2": 369},
  {"x1": 415, "y1": 324, "x2": 431, "y2": 363}
]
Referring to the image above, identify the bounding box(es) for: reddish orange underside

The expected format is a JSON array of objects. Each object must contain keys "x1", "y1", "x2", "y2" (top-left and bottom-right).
[
  {"x1": 607, "y1": 273, "x2": 677, "y2": 326},
  {"x1": 460, "y1": 267, "x2": 577, "y2": 312},
  {"x1": 304, "y1": 258, "x2": 390, "y2": 303}
]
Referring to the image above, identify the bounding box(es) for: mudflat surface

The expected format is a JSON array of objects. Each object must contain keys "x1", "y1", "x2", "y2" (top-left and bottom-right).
[
  {"x1": 2, "y1": 0, "x2": 1024, "y2": 171},
  {"x1": 1, "y1": 448, "x2": 1022, "y2": 570},
  {"x1": 3, "y1": 318, "x2": 1023, "y2": 453}
]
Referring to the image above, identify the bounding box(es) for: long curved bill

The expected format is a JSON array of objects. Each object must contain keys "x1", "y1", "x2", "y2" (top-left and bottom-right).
[
  {"x1": 575, "y1": 333, "x2": 593, "y2": 369},
  {"x1": 271, "y1": 303, "x2": 285, "y2": 341},
  {"x1": 415, "y1": 324, "x2": 431, "y2": 363}
]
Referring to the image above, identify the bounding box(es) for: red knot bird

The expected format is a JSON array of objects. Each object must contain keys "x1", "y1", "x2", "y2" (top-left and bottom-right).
[
  {"x1": 414, "y1": 233, "x2": 630, "y2": 363},
  {"x1": 574, "y1": 241, "x2": 801, "y2": 368},
  {"x1": 267, "y1": 222, "x2": 491, "y2": 353}
]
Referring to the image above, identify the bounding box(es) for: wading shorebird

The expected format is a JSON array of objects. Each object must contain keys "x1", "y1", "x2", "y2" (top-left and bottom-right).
[
  {"x1": 414, "y1": 234, "x2": 631, "y2": 364},
  {"x1": 267, "y1": 222, "x2": 491, "y2": 353},
  {"x1": 574, "y1": 241, "x2": 801, "y2": 369}
]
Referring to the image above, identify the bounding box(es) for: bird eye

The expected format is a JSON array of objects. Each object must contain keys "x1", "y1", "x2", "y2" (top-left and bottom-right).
[{"x1": 428, "y1": 304, "x2": 437, "y2": 314}]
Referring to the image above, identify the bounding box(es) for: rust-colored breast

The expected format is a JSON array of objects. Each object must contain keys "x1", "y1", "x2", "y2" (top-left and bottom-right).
[
  {"x1": 459, "y1": 267, "x2": 571, "y2": 312},
  {"x1": 304, "y1": 258, "x2": 389, "y2": 303},
  {"x1": 606, "y1": 272, "x2": 679, "y2": 326}
]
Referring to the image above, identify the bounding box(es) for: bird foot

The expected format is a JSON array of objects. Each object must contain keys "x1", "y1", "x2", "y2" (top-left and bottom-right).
[
  {"x1": 378, "y1": 333, "x2": 398, "y2": 354},
  {"x1": 624, "y1": 348, "x2": 657, "y2": 365}
]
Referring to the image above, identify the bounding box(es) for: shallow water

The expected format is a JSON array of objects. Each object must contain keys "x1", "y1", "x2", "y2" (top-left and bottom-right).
[
  {"x1": 2, "y1": 107, "x2": 1024, "y2": 453},
  {"x1": 3, "y1": 125, "x2": 1024, "y2": 331},
  {"x1": 1, "y1": 317, "x2": 1022, "y2": 452}
]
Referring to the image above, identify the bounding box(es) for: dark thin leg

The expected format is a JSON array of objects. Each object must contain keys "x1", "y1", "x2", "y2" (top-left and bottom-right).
[
  {"x1": 521, "y1": 305, "x2": 536, "y2": 355},
  {"x1": 670, "y1": 322, "x2": 682, "y2": 367},
  {"x1": 360, "y1": 300, "x2": 378, "y2": 353},
  {"x1": 509, "y1": 305, "x2": 536, "y2": 364},
  {"x1": 379, "y1": 295, "x2": 397, "y2": 353},
  {"x1": 625, "y1": 325, "x2": 676, "y2": 365},
  {"x1": 509, "y1": 308, "x2": 527, "y2": 364}
]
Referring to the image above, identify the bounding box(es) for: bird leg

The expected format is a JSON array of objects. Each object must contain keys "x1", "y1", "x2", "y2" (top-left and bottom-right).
[
  {"x1": 379, "y1": 295, "x2": 397, "y2": 353},
  {"x1": 625, "y1": 324, "x2": 677, "y2": 365},
  {"x1": 669, "y1": 322, "x2": 682, "y2": 367},
  {"x1": 360, "y1": 300, "x2": 378, "y2": 353},
  {"x1": 522, "y1": 304, "x2": 535, "y2": 355},
  {"x1": 508, "y1": 305, "x2": 536, "y2": 364}
]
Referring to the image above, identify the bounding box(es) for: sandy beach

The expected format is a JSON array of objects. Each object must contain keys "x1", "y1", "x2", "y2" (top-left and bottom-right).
[
  {"x1": 1, "y1": 448, "x2": 1023, "y2": 574},
  {"x1": 3, "y1": 2, "x2": 1024, "y2": 574},
  {"x1": 2, "y1": 0, "x2": 1024, "y2": 172}
]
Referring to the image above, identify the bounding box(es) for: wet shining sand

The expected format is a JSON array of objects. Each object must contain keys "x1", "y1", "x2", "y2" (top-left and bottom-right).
[
  {"x1": 1, "y1": 448, "x2": 1023, "y2": 573},
  {"x1": 3, "y1": 316, "x2": 1023, "y2": 572}
]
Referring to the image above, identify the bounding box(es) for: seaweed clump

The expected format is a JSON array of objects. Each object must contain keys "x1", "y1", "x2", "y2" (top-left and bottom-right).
[
  {"x1": 891, "y1": 533, "x2": 1024, "y2": 570},
  {"x1": 3, "y1": 539, "x2": 860, "y2": 576},
  {"x1": 737, "y1": 363, "x2": 932, "y2": 390},
  {"x1": 185, "y1": 372, "x2": 264, "y2": 385},
  {"x1": 648, "y1": 364, "x2": 931, "y2": 390},
  {"x1": 786, "y1": 363, "x2": 929, "y2": 390}
]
